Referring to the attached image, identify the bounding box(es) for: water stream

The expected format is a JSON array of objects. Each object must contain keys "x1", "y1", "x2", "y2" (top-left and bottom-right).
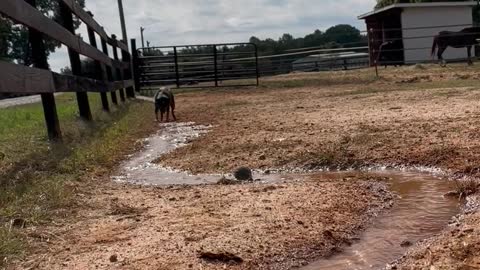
[
  {"x1": 300, "y1": 171, "x2": 460, "y2": 270},
  {"x1": 113, "y1": 122, "x2": 461, "y2": 270}
]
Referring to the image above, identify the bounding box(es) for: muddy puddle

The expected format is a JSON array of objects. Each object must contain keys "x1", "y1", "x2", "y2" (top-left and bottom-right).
[
  {"x1": 113, "y1": 122, "x2": 461, "y2": 269},
  {"x1": 112, "y1": 122, "x2": 220, "y2": 185},
  {"x1": 301, "y1": 170, "x2": 460, "y2": 270},
  {"x1": 112, "y1": 122, "x2": 288, "y2": 185}
]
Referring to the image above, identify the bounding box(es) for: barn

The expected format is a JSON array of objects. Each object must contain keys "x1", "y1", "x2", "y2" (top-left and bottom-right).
[{"x1": 358, "y1": 2, "x2": 476, "y2": 65}]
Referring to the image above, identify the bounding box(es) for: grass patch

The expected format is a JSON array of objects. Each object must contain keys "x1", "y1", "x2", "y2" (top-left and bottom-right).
[
  {"x1": 0, "y1": 93, "x2": 156, "y2": 266},
  {"x1": 0, "y1": 228, "x2": 24, "y2": 265}
]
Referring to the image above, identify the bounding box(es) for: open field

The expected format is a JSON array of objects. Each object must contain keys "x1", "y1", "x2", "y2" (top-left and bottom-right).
[
  {"x1": 2, "y1": 64, "x2": 480, "y2": 269},
  {"x1": 159, "y1": 64, "x2": 480, "y2": 176}
]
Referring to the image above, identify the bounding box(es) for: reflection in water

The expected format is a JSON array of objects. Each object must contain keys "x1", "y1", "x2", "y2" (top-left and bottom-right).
[{"x1": 301, "y1": 171, "x2": 460, "y2": 270}]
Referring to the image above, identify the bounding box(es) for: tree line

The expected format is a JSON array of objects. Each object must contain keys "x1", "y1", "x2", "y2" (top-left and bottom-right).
[{"x1": 143, "y1": 24, "x2": 367, "y2": 57}]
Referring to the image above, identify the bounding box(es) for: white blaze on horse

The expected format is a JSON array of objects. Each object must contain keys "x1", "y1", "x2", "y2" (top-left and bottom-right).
[{"x1": 431, "y1": 27, "x2": 480, "y2": 66}]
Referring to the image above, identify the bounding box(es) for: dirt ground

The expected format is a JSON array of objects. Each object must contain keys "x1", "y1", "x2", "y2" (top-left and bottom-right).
[
  {"x1": 157, "y1": 64, "x2": 480, "y2": 269},
  {"x1": 17, "y1": 175, "x2": 392, "y2": 270},
  {"x1": 160, "y1": 66, "x2": 480, "y2": 176},
  {"x1": 11, "y1": 64, "x2": 480, "y2": 269}
]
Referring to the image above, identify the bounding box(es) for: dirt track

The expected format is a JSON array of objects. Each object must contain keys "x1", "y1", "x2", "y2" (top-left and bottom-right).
[
  {"x1": 19, "y1": 177, "x2": 391, "y2": 270},
  {"x1": 13, "y1": 65, "x2": 480, "y2": 269}
]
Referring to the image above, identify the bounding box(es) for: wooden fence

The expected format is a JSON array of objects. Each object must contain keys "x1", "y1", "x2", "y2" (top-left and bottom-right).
[{"x1": 0, "y1": 0, "x2": 136, "y2": 140}]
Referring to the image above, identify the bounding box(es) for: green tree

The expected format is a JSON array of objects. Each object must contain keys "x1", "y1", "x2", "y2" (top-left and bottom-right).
[
  {"x1": 0, "y1": 18, "x2": 11, "y2": 62},
  {"x1": 324, "y1": 24, "x2": 363, "y2": 45},
  {"x1": 303, "y1": 30, "x2": 326, "y2": 47},
  {"x1": 0, "y1": 0, "x2": 85, "y2": 66}
]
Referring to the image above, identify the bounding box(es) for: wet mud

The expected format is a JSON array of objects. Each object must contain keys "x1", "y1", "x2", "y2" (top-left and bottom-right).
[
  {"x1": 301, "y1": 171, "x2": 460, "y2": 270},
  {"x1": 113, "y1": 122, "x2": 461, "y2": 269}
]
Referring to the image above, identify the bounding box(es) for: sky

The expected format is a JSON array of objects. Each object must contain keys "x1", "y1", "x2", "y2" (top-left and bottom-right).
[{"x1": 49, "y1": 0, "x2": 378, "y2": 71}]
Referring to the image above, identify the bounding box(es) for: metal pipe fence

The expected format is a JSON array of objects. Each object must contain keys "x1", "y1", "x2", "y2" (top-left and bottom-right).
[{"x1": 136, "y1": 43, "x2": 259, "y2": 89}]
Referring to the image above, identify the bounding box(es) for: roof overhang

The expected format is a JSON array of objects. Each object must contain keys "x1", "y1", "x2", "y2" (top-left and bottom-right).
[{"x1": 358, "y1": 1, "x2": 477, "y2": 20}]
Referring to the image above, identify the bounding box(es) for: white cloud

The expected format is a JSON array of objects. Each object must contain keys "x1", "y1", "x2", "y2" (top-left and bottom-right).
[{"x1": 50, "y1": 0, "x2": 377, "y2": 71}]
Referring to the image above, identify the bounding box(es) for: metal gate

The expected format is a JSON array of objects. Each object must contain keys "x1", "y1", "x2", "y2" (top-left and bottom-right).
[{"x1": 134, "y1": 43, "x2": 259, "y2": 89}]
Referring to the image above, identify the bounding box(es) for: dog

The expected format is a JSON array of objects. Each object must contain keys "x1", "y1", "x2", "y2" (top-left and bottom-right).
[{"x1": 154, "y1": 87, "x2": 176, "y2": 122}]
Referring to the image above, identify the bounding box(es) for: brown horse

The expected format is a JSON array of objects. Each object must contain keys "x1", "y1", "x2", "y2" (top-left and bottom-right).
[{"x1": 432, "y1": 27, "x2": 480, "y2": 66}]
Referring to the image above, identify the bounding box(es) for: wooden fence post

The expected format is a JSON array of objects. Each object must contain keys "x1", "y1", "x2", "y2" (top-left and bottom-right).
[
  {"x1": 130, "y1": 39, "x2": 141, "y2": 93},
  {"x1": 122, "y1": 46, "x2": 135, "y2": 98},
  {"x1": 101, "y1": 38, "x2": 118, "y2": 105},
  {"x1": 25, "y1": 0, "x2": 61, "y2": 140},
  {"x1": 112, "y1": 35, "x2": 126, "y2": 102},
  {"x1": 86, "y1": 12, "x2": 109, "y2": 111},
  {"x1": 59, "y1": 1, "x2": 92, "y2": 120}
]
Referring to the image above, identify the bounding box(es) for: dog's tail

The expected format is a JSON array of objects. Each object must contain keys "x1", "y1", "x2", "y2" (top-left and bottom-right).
[{"x1": 431, "y1": 37, "x2": 438, "y2": 58}]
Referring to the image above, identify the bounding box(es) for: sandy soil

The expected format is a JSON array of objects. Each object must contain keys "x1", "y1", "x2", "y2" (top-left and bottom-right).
[
  {"x1": 17, "y1": 176, "x2": 390, "y2": 270},
  {"x1": 160, "y1": 67, "x2": 480, "y2": 176},
  {"x1": 12, "y1": 64, "x2": 480, "y2": 269},
  {"x1": 156, "y1": 64, "x2": 480, "y2": 269}
]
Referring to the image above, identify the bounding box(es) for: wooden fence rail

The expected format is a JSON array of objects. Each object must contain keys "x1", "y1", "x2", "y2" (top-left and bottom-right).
[{"x1": 0, "y1": 0, "x2": 136, "y2": 140}]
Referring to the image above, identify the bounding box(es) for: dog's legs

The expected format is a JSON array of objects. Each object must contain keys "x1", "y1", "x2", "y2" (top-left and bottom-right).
[
  {"x1": 170, "y1": 99, "x2": 177, "y2": 121},
  {"x1": 166, "y1": 106, "x2": 170, "y2": 122},
  {"x1": 171, "y1": 107, "x2": 177, "y2": 121},
  {"x1": 155, "y1": 106, "x2": 159, "y2": 122}
]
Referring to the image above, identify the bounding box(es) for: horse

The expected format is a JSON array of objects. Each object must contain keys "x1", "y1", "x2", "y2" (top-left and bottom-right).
[{"x1": 431, "y1": 27, "x2": 480, "y2": 66}]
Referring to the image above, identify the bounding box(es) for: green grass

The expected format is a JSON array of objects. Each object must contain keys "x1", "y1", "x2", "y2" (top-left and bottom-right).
[{"x1": 0, "y1": 93, "x2": 156, "y2": 266}]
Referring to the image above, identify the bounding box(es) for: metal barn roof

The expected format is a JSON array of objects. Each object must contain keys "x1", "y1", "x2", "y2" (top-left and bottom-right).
[{"x1": 358, "y1": 1, "x2": 477, "y2": 19}]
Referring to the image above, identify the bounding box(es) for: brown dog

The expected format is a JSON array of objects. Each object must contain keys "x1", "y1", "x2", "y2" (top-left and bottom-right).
[{"x1": 154, "y1": 87, "x2": 176, "y2": 122}]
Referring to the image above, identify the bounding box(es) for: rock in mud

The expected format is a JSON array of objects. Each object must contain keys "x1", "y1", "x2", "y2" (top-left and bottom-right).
[
  {"x1": 109, "y1": 254, "x2": 118, "y2": 263},
  {"x1": 323, "y1": 230, "x2": 334, "y2": 239},
  {"x1": 233, "y1": 167, "x2": 253, "y2": 181},
  {"x1": 217, "y1": 177, "x2": 237, "y2": 185},
  {"x1": 444, "y1": 191, "x2": 460, "y2": 198},
  {"x1": 199, "y1": 251, "x2": 243, "y2": 264},
  {"x1": 400, "y1": 240, "x2": 413, "y2": 247}
]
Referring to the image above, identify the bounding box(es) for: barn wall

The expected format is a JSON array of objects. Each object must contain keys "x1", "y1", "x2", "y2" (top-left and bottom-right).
[
  {"x1": 401, "y1": 6, "x2": 473, "y2": 63},
  {"x1": 364, "y1": 9, "x2": 403, "y2": 66}
]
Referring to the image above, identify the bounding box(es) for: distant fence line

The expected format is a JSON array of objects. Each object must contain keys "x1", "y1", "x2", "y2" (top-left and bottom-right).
[
  {"x1": 136, "y1": 43, "x2": 259, "y2": 89},
  {"x1": 0, "y1": 0, "x2": 136, "y2": 140},
  {"x1": 135, "y1": 22, "x2": 480, "y2": 89}
]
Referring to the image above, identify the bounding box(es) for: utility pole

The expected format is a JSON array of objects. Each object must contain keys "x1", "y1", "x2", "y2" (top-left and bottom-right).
[
  {"x1": 117, "y1": 0, "x2": 128, "y2": 48},
  {"x1": 140, "y1": 27, "x2": 145, "y2": 48}
]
